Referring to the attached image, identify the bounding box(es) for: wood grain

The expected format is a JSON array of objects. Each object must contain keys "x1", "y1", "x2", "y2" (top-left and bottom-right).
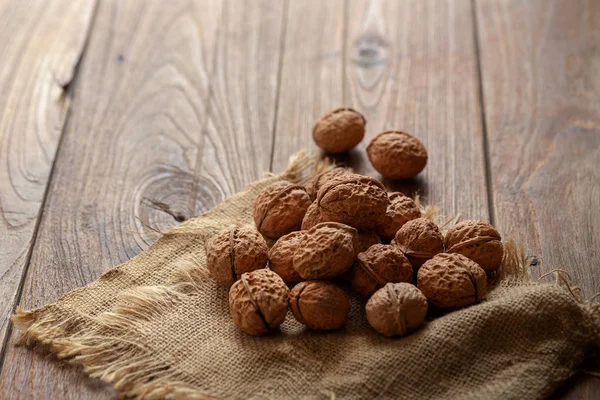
[
  {"x1": 0, "y1": 0, "x2": 96, "y2": 360},
  {"x1": 0, "y1": 0, "x2": 285, "y2": 398},
  {"x1": 474, "y1": 0, "x2": 600, "y2": 398}
]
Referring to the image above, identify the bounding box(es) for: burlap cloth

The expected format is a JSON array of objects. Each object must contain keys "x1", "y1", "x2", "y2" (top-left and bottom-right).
[{"x1": 14, "y1": 153, "x2": 600, "y2": 399}]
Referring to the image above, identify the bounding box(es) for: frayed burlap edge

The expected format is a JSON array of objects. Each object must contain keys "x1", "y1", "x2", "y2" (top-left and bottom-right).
[{"x1": 11, "y1": 153, "x2": 600, "y2": 400}]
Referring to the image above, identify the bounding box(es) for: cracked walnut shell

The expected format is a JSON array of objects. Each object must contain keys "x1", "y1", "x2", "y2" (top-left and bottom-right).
[
  {"x1": 229, "y1": 269, "x2": 290, "y2": 336},
  {"x1": 253, "y1": 180, "x2": 312, "y2": 239},
  {"x1": 206, "y1": 226, "x2": 268, "y2": 286},
  {"x1": 316, "y1": 174, "x2": 388, "y2": 231},
  {"x1": 417, "y1": 253, "x2": 487, "y2": 310},
  {"x1": 367, "y1": 131, "x2": 428, "y2": 179},
  {"x1": 366, "y1": 283, "x2": 428, "y2": 337},
  {"x1": 377, "y1": 192, "x2": 421, "y2": 242},
  {"x1": 392, "y1": 218, "x2": 444, "y2": 269},
  {"x1": 312, "y1": 108, "x2": 366, "y2": 153},
  {"x1": 445, "y1": 220, "x2": 504, "y2": 273},
  {"x1": 306, "y1": 166, "x2": 351, "y2": 200},
  {"x1": 268, "y1": 231, "x2": 305, "y2": 284},
  {"x1": 290, "y1": 281, "x2": 350, "y2": 331},
  {"x1": 351, "y1": 244, "x2": 414, "y2": 298},
  {"x1": 293, "y1": 222, "x2": 359, "y2": 279}
]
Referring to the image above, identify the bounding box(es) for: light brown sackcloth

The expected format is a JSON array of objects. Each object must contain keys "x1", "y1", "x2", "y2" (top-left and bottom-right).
[{"x1": 13, "y1": 153, "x2": 600, "y2": 400}]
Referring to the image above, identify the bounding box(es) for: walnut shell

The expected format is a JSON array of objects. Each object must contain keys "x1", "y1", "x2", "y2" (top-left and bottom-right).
[
  {"x1": 350, "y1": 244, "x2": 413, "y2": 298},
  {"x1": 253, "y1": 181, "x2": 312, "y2": 239},
  {"x1": 392, "y1": 218, "x2": 444, "y2": 269},
  {"x1": 356, "y1": 231, "x2": 382, "y2": 253},
  {"x1": 312, "y1": 108, "x2": 366, "y2": 153},
  {"x1": 377, "y1": 192, "x2": 421, "y2": 242},
  {"x1": 206, "y1": 226, "x2": 268, "y2": 286},
  {"x1": 366, "y1": 283, "x2": 428, "y2": 337},
  {"x1": 316, "y1": 174, "x2": 388, "y2": 231},
  {"x1": 306, "y1": 166, "x2": 351, "y2": 200},
  {"x1": 417, "y1": 253, "x2": 487, "y2": 310},
  {"x1": 290, "y1": 281, "x2": 350, "y2": 331},
  {"x1": 268, "y1": 231, "x2": 305, "y2": 283},
  {"x1": 293, "y1": 222, "x2": 359, "y2": 279},
  {"x1": 445, "y1": 220, "x2": 504, "y2": 273},
  {"x1": 301, "y1": 201, "x2": 330, "y2": 230},
  {"x1": 229, "y1": 269, "x2": 290, "y2": 336},
  {"x1": 367, "y1": 131, "x2": 428, "y2": 179}
]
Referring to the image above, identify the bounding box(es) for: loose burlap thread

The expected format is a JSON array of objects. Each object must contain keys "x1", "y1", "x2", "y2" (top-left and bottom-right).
[{"x1": 13, "y1": 153, "x2": 600, "y2": 399}]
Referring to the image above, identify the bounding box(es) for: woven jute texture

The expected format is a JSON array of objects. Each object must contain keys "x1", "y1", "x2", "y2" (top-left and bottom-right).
[{"x1": 13, "y1": 153, "x2": 600, "y2": 399}]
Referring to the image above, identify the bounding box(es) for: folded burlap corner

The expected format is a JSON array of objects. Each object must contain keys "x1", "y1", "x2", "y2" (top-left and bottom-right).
[{"x1": 13, "y1": 153, "x2": 600, "y2": 399}]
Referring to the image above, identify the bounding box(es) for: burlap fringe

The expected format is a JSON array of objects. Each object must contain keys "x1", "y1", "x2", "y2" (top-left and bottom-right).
[{"x1": 10, "y1": 153, "x2": 599, "y2": 399}]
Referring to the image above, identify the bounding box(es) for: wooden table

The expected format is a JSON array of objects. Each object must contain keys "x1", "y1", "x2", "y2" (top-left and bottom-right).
[{"x1": 0, "y1": 0, "x2": 597, "y2": 398}]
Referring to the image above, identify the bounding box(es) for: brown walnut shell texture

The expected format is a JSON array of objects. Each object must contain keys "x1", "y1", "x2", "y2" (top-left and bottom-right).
[
  {"x1": 351, "y1": 244, "x2": 414, "y2": 298},
  {"x1": 417, "y1": 253, "x2": 487, "y2": 310},
  {"x1": 293, "y1": 222, "x2": 359, "y2": 279},
  {"x1": 392, "y1": 218, "x2": 444, "y2": 269},
  {"x1": 301, "y1": 201, "x2": 329, "y2": 231},
  {"x1": 290, "y1": 281, "x2": 350, "y2": 331},
  {"x1": 377, "y1": 192, "x2": 421, "y2": 242},
  {"x1": 253, "y1": 180, "x2": 312, "y2": 239},
  {"x1": 356, "y1": 231, "x2": 382, "y2": 253},
  {"x1": 229, "y1": 269, "x2": 290, "y2": 336},
  {"x1": 316, "y1": 173, "x2": 388, "y2": 231},
  {"x1": 367, "y1": 131, "x2": 428, "y2": 179},
  {"x1": 268, "y1": 231, "x2": 305, "y2": 283},
  {"x1": 312, "y1": 108, "x2": 366, "y2": 153},
  {"x1": 306, "y1": 166, "x2": 350, "y2": 200},
  {"x1": 206, "y1": 226, "x2": 268, "y2": 286},
  {"x1": 445, "y1": 220, "x2": 504, "y2": 273},
  {"x1": 366, "y1": 282, "x2": 428, "y2": 337}
]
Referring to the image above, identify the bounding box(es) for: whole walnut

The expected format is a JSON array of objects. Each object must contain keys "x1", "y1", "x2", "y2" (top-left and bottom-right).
[
  {"x1": 367, "y1": 131, "x2": 428, "y2": 179},
  {"x1": 206, "y1": 226, "x2": 268, "y2": 286},
  {"x1": 377, "y1": 192, "x2": 421, "y2": 242},
  {"x1": 444, "y1": 220, "x2": 504, "y2": 273},
  {"x1": 312, "y1": 108, "x2": 366, "y2": 153},
  {"x1": 293, "y1": 222, "x2": 359, "y2": 279},
  {"x1": 306, "y1": 166, "x2": 351, "y2": 200},
  {"x1": 301, "y1": 201, "x2": 330, "y2": 230},
  {"x1": 417, "y1": 253, "x2": 487, "y2": 310},
  {"x1": 351, "y1": 244, "x2": 414, "y2": 297},
  {"x1": 229, "y1": 269, "x2": 290, "y2": 336},
  {"x1": 392, "y1": 218, "x2": 444, "y2": 269},
  {"x1": 253, "y1": 180, "x2": 312, "y2": 239},
  {"x1": 366, "y1": 283, "x2": 428, "y2": 337},
  {"x1": 290, "y1": 281, "x2": 350, "y2": 331},
  {"x1": 316, "y1": 174, "x2": 388, "y2": 231},
  {"x1": 356, "y1": 231, "x2": 382, "y2": 253},
  {"x1": 268, "y1": 231, "x2": 305, "y2": 283}
]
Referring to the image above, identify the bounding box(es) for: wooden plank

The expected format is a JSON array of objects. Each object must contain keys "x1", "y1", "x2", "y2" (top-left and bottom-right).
[
  {"x1": 474, "y1": 0, "x2": 600, "y2": 398},
  {"x1": 0, "y1": 0, "x2": 285, "y2": 398},
  {"x1": 0, "y1": 0, "x2": 96, "y2": 361}
]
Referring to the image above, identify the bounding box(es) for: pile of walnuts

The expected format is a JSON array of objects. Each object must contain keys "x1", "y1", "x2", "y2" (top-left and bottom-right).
[{"x1": 206, "y1": 108, "x2": 504, "y2": 338}]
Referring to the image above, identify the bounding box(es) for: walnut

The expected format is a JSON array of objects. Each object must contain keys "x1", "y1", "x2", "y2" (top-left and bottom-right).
[
  {"x1": 367, "y1": 131, "x2": 428, "y2": 179},
  {"x1": 356, "y1": 231, "x2": 382, "y2": 253},
  {"x1": 366, "y1": 283, "x2": 428, "y2": 337},
  {"x1": 444, "y1": 220, "x2": 504, "y2": 273},
  {"x1": 268, "y1": 231, "x2": 305, "y2": 284},
  {"x1": 253, "y1": 180, "x2": 312, "y2": 239},
  {"x1": 392, "y1": 218, "x2": 444, "y2": 269},
  {"x1": 289, "y1": 281, "x2": 350, "y2": 331},
  {"x1": 229, "y1": 269, "x2": 290, "y2": 336},
  {"x1": 206, "y1": 226, "x2": 268, "y2": 286},
  {"x1": 417, "y1": 253, "x2": 487, "y2": 310},
  {"x1": 316, "y1": 174, "x2": 388, "y2": 231},
  {"x1": 350, "y1": 244, "x2": 413, "y2": 297},
  {"x1": 306, "y1": 166, "x2": 351, "y2": 200},
  {"x1": 377, "y1": 192, "x2": 421, "y2": 242},
  {"x1": 301, "y1": 201, "x2": 329, "y2": 230},
  {"x1": 312, "y1": 108, "x2": 366, "y2": 153},
  {"x1": 293, "y1": 222, "x2": 359, "y2": 279}
]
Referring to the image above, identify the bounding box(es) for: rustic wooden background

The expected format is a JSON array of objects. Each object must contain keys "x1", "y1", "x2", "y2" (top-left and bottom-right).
[{"x1": 0, "y1": 0, "x2": 598, "y2": 398}]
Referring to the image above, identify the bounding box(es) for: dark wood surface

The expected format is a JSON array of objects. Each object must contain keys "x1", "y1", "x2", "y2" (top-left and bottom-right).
[{"x1": 0, "y1": 0, "x2": 597, "y2": 398}]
